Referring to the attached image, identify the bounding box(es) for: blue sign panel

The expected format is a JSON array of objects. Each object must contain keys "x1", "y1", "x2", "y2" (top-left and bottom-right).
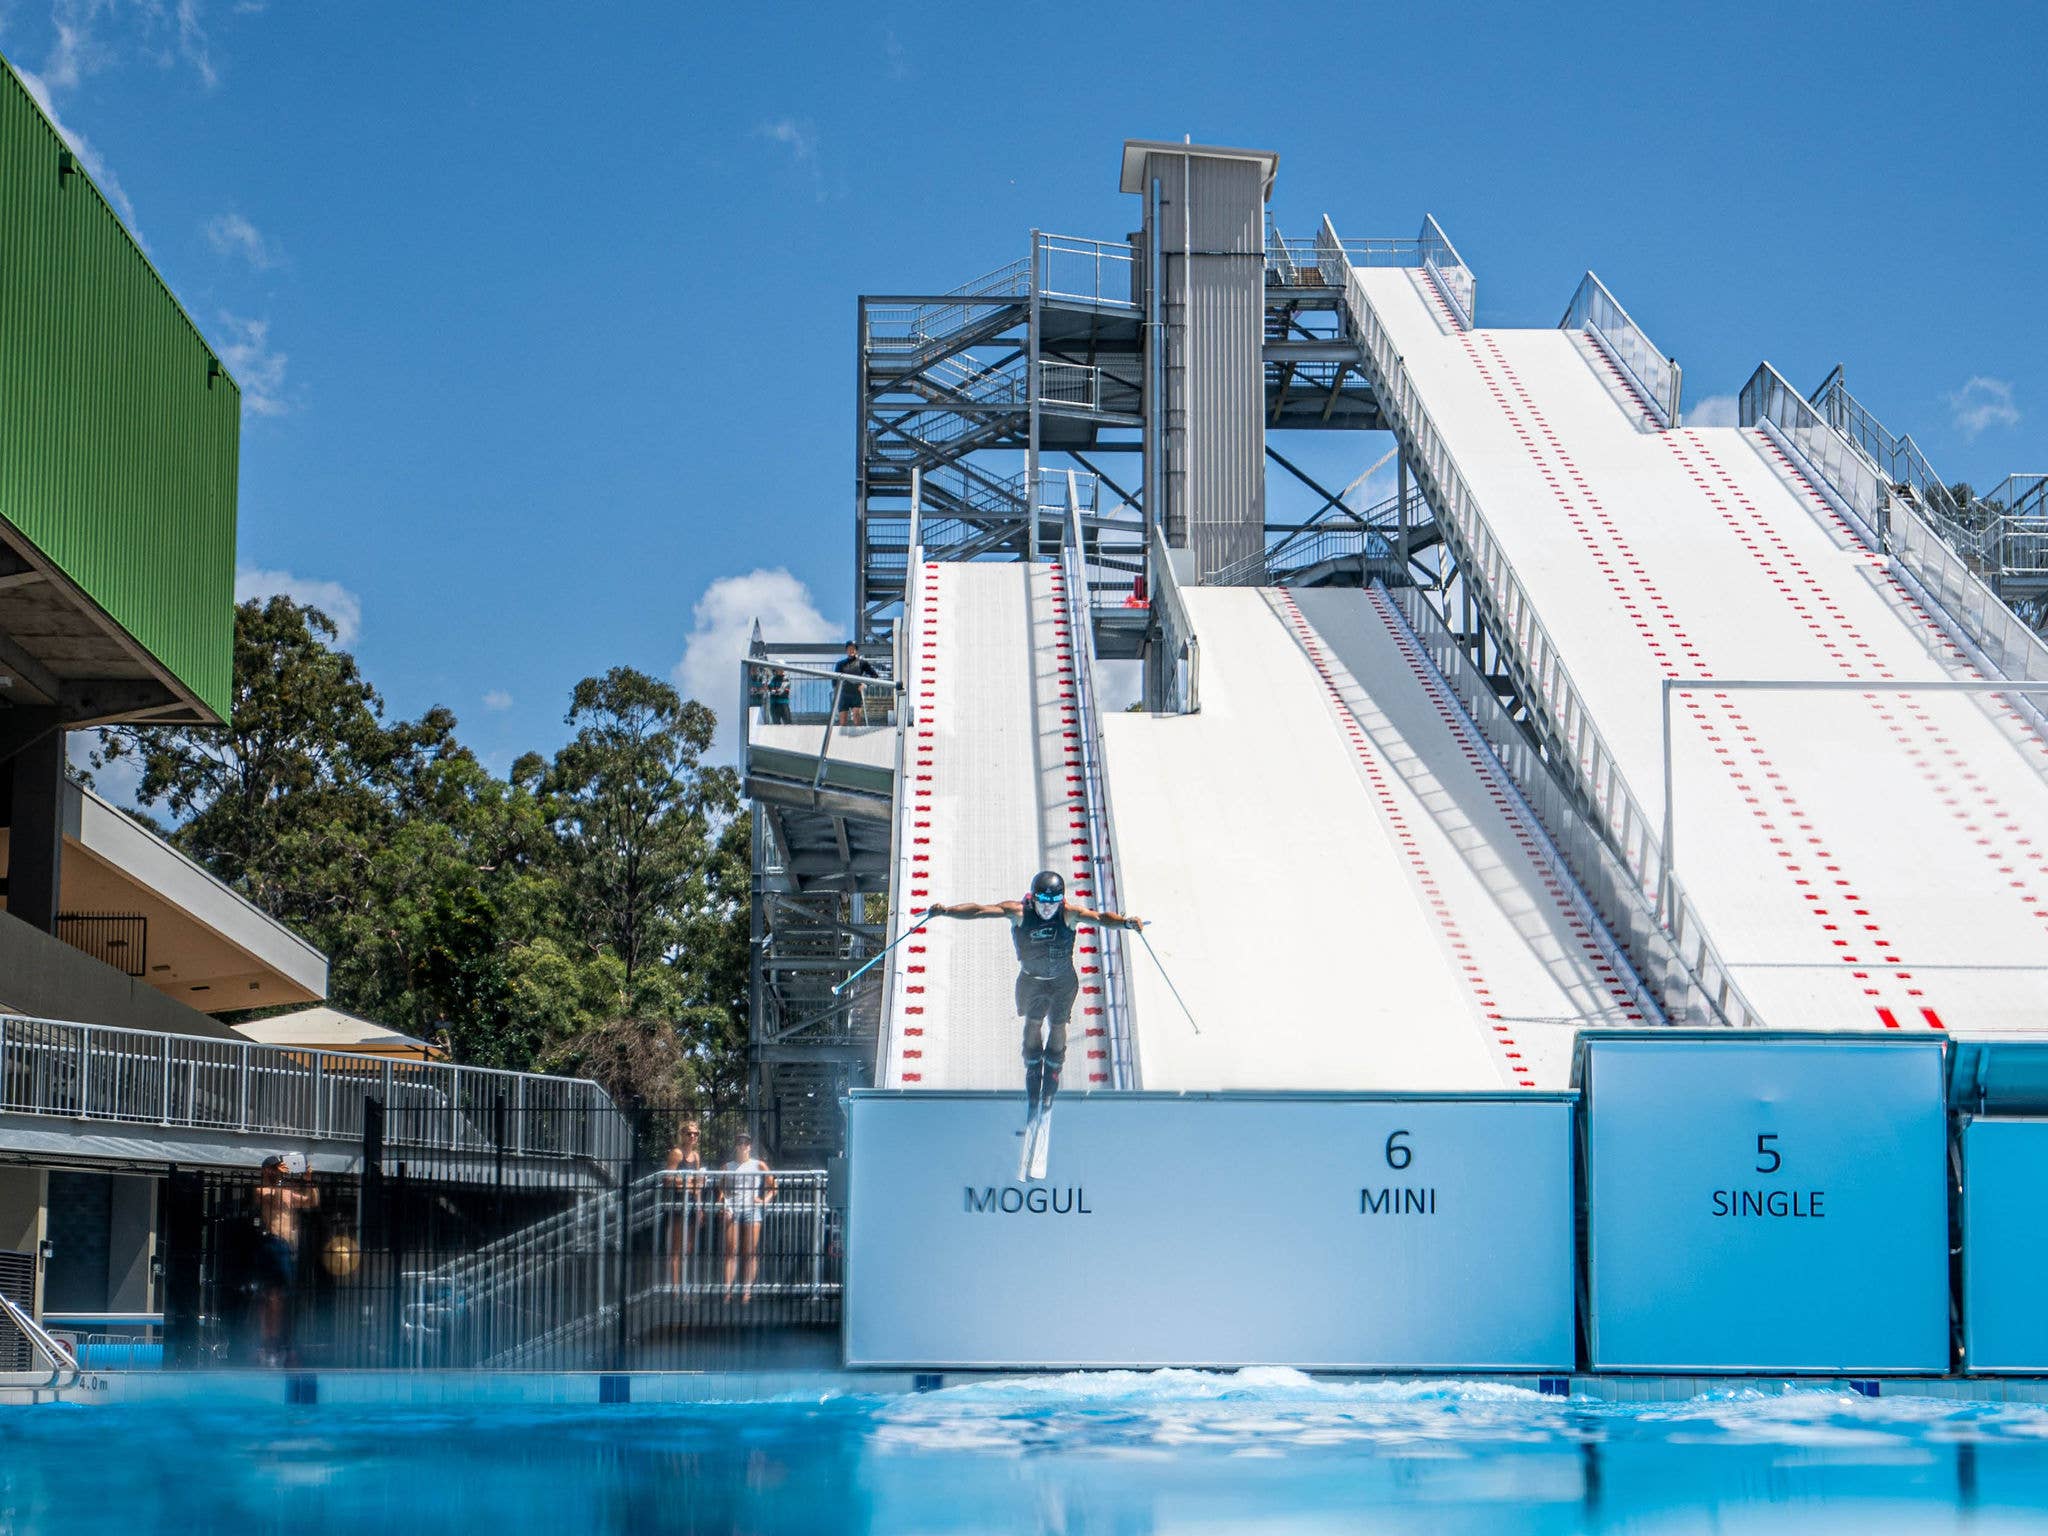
[
  {"x1": 845, "y1": 1092, "x2": 1576, "y2": 1370},
  {"x1": 1582, "y1": 1035, "x2": 1948, "y2": 1372},
  {"x1": 1963, "y1": 1117, "x2": 2048, "y2": 1372}
]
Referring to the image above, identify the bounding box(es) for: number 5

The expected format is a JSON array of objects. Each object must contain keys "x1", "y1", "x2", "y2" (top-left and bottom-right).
[{"x1": 1755, "y1": 1133, "x2": 1780, "y2": 1174}]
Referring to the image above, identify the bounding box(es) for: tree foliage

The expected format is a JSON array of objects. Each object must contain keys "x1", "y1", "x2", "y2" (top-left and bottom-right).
[{"x1": 94, "y1": 598, "x2": 752, "y2": 1112}]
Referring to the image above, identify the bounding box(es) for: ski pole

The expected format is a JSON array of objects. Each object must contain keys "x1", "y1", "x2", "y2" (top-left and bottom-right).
[
  {"x1": 1135, "y1": 927, "x2": 1202, "y2": 1035},
  {"x1": 831, "y1": 913, "x2": 936, "y2": 997}
]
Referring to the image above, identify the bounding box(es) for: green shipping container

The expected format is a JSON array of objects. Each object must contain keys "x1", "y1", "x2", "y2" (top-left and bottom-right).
[{"x1": 0, "y1": 55, "x2": 237, "y2": 723}]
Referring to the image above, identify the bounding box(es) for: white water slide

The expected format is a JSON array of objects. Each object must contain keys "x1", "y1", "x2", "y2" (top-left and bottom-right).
[
  {"x1": 1101, "y1": 585, "x2": 1655, "y2": 1091},
  {"x1": 879, "y1": 561, "x2": 1121, "y2": 1090},
  {"x1": 1342, "y1": 259, "x2": 2048, "y2": 1035}
]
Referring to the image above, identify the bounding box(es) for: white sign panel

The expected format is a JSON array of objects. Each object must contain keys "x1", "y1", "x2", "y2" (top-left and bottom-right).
[
  {"x1": 845, "y1": 1091, "x2": 1576, "y2": 1370},
  {"x1": 1582, "y1": 1035, "x2": 1948, "y2": 1373},
  {"x1": 1962, "y1": 1117, "x2": 2048, "y2": 1372}
]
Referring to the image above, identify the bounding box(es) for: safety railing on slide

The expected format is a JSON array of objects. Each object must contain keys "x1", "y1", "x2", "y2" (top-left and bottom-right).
[
  {"x1": 0, "y1": 1013, "x2": 628, "y2": 1162},
  {"x1": 1418, "y1": 215, "x2": 1476, "y2": 331},
  {"x1": 1148, "y1": 521, "x2": 1201, "y2": 714},
  {"x1": 1318, "y1": 216, "x2": 1760, "y2": 1030},
  {"x1": 1060, "y1": 479, "x2": 1136, "y2": 1088},
  {"x1": 1394, "y1": 590, "x2": 1743, "y2": 1029},
  {"x1": 1559, "y1": 272, "x2": 1682, "y2": 429},
  {"x1": 1743, "y1": 364, "x2": 2048, "y2": 701}
]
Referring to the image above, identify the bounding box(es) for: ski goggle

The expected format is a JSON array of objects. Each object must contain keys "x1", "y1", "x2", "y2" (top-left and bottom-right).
[{"x1": 1030, "y1": 892, "x2": 1063, "y2": 914}]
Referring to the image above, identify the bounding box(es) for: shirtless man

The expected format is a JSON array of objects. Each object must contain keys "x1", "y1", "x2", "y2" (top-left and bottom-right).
[{"x1": 254, "y1": 1153, "x2": 319, "y2": 1366}]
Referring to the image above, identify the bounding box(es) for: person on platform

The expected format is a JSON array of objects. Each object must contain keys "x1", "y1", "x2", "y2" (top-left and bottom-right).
[
  {"x1": 926, "y1": 871, "x2": 1146, "y2": 1126},
  {"x1": 719, "y1": 1131, "x2": 777, "y2": 1305},
  {"x1": 664, "y1": 1120, "x2": 707, "y2": 1288},
  {"x1": 833, "y1": 643, "x2": 880, "y2": 726}
]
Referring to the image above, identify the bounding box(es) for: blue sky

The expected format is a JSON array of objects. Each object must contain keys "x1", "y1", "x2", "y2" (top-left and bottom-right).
[{"x1": 4, "y1": 0, "x2": 2043, "y2": 773}]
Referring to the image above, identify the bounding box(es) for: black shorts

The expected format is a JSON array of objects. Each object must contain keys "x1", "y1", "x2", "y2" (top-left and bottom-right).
[{"x1": 1015, "y1": 969, "x2": 1079, "y2": 1026}]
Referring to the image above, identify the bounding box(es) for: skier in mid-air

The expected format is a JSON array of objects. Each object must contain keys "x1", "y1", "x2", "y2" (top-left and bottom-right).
[{"x1": 927, "y1": 870, "x2": 1146, "y2": 1177}]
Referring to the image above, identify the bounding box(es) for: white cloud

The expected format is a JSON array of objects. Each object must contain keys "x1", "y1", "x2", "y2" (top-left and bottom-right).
[
  {"x1": 756, "y1": 117, "x2": 815, "y2": 163},
  {"x1": 882, "y1": 28, "x2": 909, "y2": 81},
  {"x1": 12, "y1": 62, "x2": 138, "y2": 230},
  {"x1": 42, "y1": 0, "x2": 113, "y2": 90},
  {"x1": 171, "y1": 0, "x2": 216, "y2": 89},
  {"x1": 204, "y1": 210, "x2": 273, "y2": 267},
  {"x1": 755, "y1": 117, "x2": 827, "y2": 200},
  {"x1": 235, "y1": 565, "x2": 362, "y2": 644},
  {"x1": 1685, "y1": 393, "x2": 1740, "y2": 428},
  {"x1": 214, "y1": 311, "x2": 289, "y2": 416},
  {"x1": 674, "y1": 568, "x2": 837, "y2": 758},
  {"x1": 1949, "y1": 376, "x2": 2020, "y2": 439},
  {"x1": 482, "y1": 689, "x2": 514, "y2": 711}
]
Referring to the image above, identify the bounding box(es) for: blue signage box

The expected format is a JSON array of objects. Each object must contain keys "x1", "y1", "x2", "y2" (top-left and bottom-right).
[
  {"x1": 846, "y1": 1091, "x2": 1577, "y2": 1370},
  {"x1": 1962, "y1": 1117, "x2": 2048, "y2": 1373},
  {"x1": 1579, "y1": 1033, "x2": 1949, "y2": 1373}
]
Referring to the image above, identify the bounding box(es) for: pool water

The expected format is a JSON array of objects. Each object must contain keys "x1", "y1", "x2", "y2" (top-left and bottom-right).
[{"x1": 8, "y1": 1371, "x2": 2048, "y2": 1533}]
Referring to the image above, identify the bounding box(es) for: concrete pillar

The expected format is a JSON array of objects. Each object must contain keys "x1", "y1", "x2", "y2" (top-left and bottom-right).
[
  {"x1": 0, "y1": 1167, "x2": 50, "y2": 1318},
  {"x1": 2, "y1": 712, "x2": 65, "y2": 934}
]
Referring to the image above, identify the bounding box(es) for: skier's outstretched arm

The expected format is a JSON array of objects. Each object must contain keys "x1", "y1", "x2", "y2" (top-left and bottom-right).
[
  {"x1": 925, "y1": 900, "x2": 1022, "y2": 920},
  {"x1": 1066, "y1": 901, "x2": 1145, "y2": 931}
]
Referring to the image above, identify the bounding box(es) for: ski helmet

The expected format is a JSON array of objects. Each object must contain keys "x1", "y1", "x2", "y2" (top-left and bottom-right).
[{"x1": 1028, "y1": 869, "x2": 1065, "y2": 915}]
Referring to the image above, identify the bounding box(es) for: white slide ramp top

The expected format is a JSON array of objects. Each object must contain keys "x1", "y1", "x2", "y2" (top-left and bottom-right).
[
  {"x1": 1352, "y1": 263, "x2": 2048, "y2": 1034},
  {"x1": 1100, "y1": 584, "x2": 1651, "y2": 1092},
  {"x1": 881, "y1": 560, "x2": 1114, "y2": 1089}
]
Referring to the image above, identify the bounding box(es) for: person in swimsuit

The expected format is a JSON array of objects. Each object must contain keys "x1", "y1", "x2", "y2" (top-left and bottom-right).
[
  {"x1": 927, "y1": 870, "x2": 1145, "y2": 1122},
  {"x1": 719, "y1": 1131, "x2": 777, "y2": 1304},
  {"x1": 664, "y1": 1121, "x2": 707, "y2": 1287}
]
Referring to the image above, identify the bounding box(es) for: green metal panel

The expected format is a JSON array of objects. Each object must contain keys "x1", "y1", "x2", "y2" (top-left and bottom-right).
[{"x1": 0, "y1": 56, "x2": 237, "y2": 721}]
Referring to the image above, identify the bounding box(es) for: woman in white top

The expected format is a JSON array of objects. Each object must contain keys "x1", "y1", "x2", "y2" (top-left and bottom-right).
[{"x1": 720, "y1": 1130, "x2": 777, "y2": 1303}]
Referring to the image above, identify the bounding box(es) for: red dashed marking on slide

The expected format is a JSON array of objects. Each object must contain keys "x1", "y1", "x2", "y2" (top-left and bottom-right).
[
  {"x1": 1362, "y1": 586, "x2": 1647, "y2": 1029},
  {"x1": 1665, "y1": 431, "x2": 2048, "y2": 948},
  {"x1": 1417, "y1": 271, "x2": 1929, "y2": 1025},
  {"x1": 1275, "y1": 588, "x2": 1537, "y2": 1088},
  {"x1": 902, "y1": 563, "x2": 1119, "y2": 1088}
]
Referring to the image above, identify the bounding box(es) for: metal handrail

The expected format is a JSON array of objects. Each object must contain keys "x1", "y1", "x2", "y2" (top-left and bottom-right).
[
  {"x1": 1745, "y1": 365, "x2": 2048, "y2": 717},
  {"x1": 0, "y1": 1288, "x2": 85, "y2": 1388},
  {"x1": 1396, "y1": 589, "x2": 1726, "y2": 1027},
  {"x1": 1061, "y1": 477, "x2": 1136, "y2": 1087},
  {"x1": 0, "y1": 1013, "x2": 627, "y2": 1161},
  {"x1": 1418, "y1": 214, "x2": 1475, "y2": 330},
  {"x1": 1560, "y1": 271, "x2": 1681, "y2": 428},
  {"x1": 1147, "y1": 521, "x2": 1201, "y2": 713},
  {"x1": 1206, "y1": 489, "x2": 1409, "y2": 587},
  {"x1": 1320, "y1": 216, "x2": 1760, "y2": 1031},
  {"x1": 1034, "y1": 232, "x2": 1137, "y2": 308}
]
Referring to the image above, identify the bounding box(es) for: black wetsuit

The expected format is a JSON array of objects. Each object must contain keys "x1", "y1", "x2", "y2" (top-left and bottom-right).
[
  {"x1": 833, "y1": 654, "x2": 878, "y2": 715},
  {"x1": 1012, "y1": 905, "x2": 1080, "y2": 1114}
]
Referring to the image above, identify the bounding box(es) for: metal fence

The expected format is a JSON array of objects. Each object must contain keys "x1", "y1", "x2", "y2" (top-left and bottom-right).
[
  {"x1": 161, "y1": 1105, "x2": 839, "y2": 1371},
  {"x1": 0, "y1": 1014, "x2": 627, "y2": 1163}
]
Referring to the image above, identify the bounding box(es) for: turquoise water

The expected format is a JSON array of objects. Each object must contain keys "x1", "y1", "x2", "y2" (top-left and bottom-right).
[{"x1": 8, "y1": 1371, "x2": 2048, "y2": 1533}]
